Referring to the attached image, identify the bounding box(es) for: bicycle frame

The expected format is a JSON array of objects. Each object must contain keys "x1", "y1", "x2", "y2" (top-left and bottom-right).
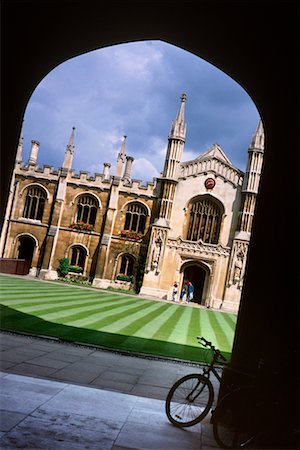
[{"x1": 198, "y1": 336, "x2": 227, "y2": 384}]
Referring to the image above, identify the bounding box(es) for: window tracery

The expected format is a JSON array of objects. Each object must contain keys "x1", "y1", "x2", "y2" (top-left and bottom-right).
[
  {"x1": 23, "y1": 186, "x2": 46, "y2": 220},
  {"x1": 124, "y1": 202, "x2": 147, "y2": 233},
  {"x1": 76, "y1": 195, "x2": 97, "y2": 225},
  {"x1": 187, "y1": 197, "x2": 222, "y2": 244}
]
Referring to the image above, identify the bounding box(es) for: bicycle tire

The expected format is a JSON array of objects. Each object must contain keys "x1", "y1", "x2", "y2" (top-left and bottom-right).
[
  {"x1": 165, "y1": 373, "x2": 214, "y2": 427},
  {"x1": 212, "y1": 388, "x2": 255, "y2": 449}
]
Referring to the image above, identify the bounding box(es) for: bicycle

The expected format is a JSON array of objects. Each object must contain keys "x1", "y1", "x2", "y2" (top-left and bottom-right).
[{"x1": 165, "y1": 336, "x2": 227, "y2": 427}]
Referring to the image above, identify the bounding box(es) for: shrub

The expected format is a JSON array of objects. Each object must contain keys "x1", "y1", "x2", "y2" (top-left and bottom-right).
[
  {"x1": 58, "y1": 257, "x2": 70, "y2": 277},
  {"x1": 69, "y1": 265, "x2": 83, "y2": 273},
  {"x1": 116, "y1": 274, "x2": 131, "y2": 282}
]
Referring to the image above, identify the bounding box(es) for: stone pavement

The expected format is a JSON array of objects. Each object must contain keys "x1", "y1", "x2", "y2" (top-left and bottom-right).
[{"x1": 0, "y1": 331, "x2": 220, "y2": 449}]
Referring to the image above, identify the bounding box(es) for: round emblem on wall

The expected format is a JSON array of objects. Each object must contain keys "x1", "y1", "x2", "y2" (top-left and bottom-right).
[{"x1": 204, "y1": 178, "x2": 216, "y2": 189}]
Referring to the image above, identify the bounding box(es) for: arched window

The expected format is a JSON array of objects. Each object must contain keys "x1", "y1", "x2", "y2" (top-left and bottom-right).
[
  {"x1": 187, "y1": 197, "x2": 222, "y2": 244},
  {"x1": 23, "y1": 186, "x2": 46, "y2": 220},
  {"x1": 124, "y1": 203, "x2": 147, "y2": 233},
  {"x1": 119, "y1": 254, "x2": 135, "y2": 277},
  {"x1": 76, "y1": 195, "x2": 97, "y2": 225},
  {"x1": 70, "y1": 246, "x2": 86, "y2": 269}
]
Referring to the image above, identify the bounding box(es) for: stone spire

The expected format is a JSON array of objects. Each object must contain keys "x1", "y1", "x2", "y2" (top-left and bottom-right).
[
  {"x1": 162, "y1": 93, "x2": 187, "y2": 180},
  {"x1": 115, "y1": 135, "x2": 127, "y2": 177},
  {"x1": 63, "y1": 127, "x2": 75, "y2": 170},
  {"x1": 15, "y1": 120, "x2": 24, "y2": 163},
  {"x1": 242, "y1": 120, "x2": 265, "y2": 193},
  {"x1": 169, "y1": 93, "x2": 187, "y2": 141},
  {"x1": 156, "y1": 94, "x2": 188, "y2": 226},
  {"x1": 250, "y1": 119, "x2": 265, "y2": 151},
  {"x1": 236, "y1": 120, "x2": 265, "y2": 236}
]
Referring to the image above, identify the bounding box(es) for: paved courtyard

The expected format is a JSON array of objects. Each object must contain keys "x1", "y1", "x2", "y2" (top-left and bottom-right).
[{"x1": 0, "y1": 331, "x2": 220, "y2": 449}]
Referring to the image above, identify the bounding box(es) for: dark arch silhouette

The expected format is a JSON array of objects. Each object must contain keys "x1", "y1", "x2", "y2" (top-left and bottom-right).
[{"x1": 1, "y1": 2, "x2": 297, "y2": 445}]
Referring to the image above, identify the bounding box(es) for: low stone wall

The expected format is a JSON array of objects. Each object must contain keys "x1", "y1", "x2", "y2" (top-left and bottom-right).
[{"x1": 0, "y1": 258, "x2": 31, "y2": 275}]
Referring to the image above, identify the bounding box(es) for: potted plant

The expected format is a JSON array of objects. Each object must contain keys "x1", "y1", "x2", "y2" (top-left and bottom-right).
[
  {"x1": 119, "y1": 230, "x2": 144, "y2": 241},
  {"x1": 69, "y1": 222, "x2": 94, "y2": 232}
]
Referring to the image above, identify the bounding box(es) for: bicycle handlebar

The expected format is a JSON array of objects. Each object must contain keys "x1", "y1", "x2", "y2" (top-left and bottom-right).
[
  {"x1": 197, "y1": 336, "x2": 227, "y2": 362},
  {"x1": 197, "y1": 336, "x2": 213, "y2": 348}
]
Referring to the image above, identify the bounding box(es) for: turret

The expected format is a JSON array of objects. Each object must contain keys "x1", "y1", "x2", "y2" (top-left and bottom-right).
[
  {"x1": 62, "y1": 127, "x2": 75, "y2": 170},
  {"x1": 124, "y1": 156, "x2": 134, "y2": 180},
  {"x1": 115, "y1": 135, "x2": 127, "y2": 177},
  {"x1": 224, "y1": 120, "x2": 265, "y2": 296},
  {"x1": 103, "y1": 162, "x2": 111, "y2": 180},
  {"x1": 28, "y1": 140, "x2": 40, "y2": 165},
  {"x1": 242, "y1": 120, "x2": 264, "y2": 193},
  {"x1": 156, "y1": 94, "x2": 187, "y2": 225},
  {"x1": 162, "y1": 93, "x2": 187, "y2": 180},
  {"x1": 238, "y1": 120, "x2": 265, "y2": 234}
]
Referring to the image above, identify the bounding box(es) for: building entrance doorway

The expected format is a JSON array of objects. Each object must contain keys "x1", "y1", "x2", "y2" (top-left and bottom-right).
[
  {"x1": 17, "y1": 235, "x2": 35, "y2": 267},
  {"x1": 182, "y1": 264, "x2": 206, "y2": 304}
]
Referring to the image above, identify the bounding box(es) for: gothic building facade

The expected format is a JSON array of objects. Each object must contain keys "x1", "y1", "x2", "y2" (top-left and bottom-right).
[{"x1": 0, "y1": 95, "x2": 264, "y2": 312}]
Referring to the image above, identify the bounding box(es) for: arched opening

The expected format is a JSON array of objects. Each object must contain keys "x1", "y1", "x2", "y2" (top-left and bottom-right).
[
  {"x1": 17, "y1": 235, "x2": 35, "y2": 269},
  {"x1": 23, "y1": 186, "x2": 46, "y2": 221},
  {"x1": 182, "y1": 263, "x2": 208, "y2": 305},
  {"x1": 124, "y1": 202, "x2": 147, "y2": 234},
  {"x1": 69, "y1": 245, "x2": 87, "y2": 271},
  {"x1": 118, "y1": 253, "x2": 135, "y2": 278},
  {"x1": 186, "y1": 195, "x2": 224, "y2": 244},
  {"x1": 75, "y1": 195, "x2": 97, "y2": 226}
]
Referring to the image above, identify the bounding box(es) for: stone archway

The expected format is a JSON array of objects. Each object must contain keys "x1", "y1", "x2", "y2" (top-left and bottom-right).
[
  {"x1": 181, "y1": 263, "x2": 209, "y2": 305},
  {"x1": 17, "y1": 235, "x2": 35, "y2": 272}
]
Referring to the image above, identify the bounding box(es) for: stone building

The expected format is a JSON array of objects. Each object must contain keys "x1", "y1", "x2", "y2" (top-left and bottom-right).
[{"x1": 0, "y1": 95, "x2": 264, "y2": 312}]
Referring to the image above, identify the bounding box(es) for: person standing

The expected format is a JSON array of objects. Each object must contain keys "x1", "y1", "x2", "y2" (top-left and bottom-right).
[
  {"x1": 180, "y1": 280, "x2": 188, "y2": 302},
  {"x1": 186, "y1": 281, "x2": 194, "y2": 303},
  {"x1": 172, "y1": 282, "x2": 178, "y2": 302}
]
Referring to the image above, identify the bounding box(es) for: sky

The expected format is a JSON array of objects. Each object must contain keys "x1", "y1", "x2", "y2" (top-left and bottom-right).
[{"x1": 22, "y1": 40, "x2": 260, "y2": 183}]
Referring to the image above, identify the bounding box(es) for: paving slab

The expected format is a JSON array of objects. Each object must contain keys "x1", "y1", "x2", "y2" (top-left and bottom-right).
[{"x1": 0, "y1": 331, "x2": 220, "y2": 449}]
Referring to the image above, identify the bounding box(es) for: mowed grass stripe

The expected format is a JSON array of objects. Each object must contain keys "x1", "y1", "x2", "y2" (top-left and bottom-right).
[
  {"x1": 40, "y1": 298, "x2": 146, "y2": 325},
  {"x1": 214, "y1": 312, "x2": 237, "y2": 341},
  {"x1": 1, "y1": 277, "x2": 129, "y2": 300},
  {"x1": 207, "y1": 311, "x2": 232, "y2": 351},
  {"x1": 5, "y1": 294, "x2": 135, "y2": 314},
  {"x1": 0, "y1": 288, "x2": 118, "y2": 302},
  {"x1": 64, "y1": 300, "x2": 158, "y2": 329},
  {"x1": 23, "y1": 298, "x2": 138, "y2": 320},
  {"x1": 185, "y1": 307, "x2": 204, "y2": 346},
  {"x1": 151, "y1": 306, "x2": 187, "y2": 341},
  {"x1": 166, "y1": 306, "x2": 195, "y2": 344},
  {"x1": 221, "y1": 312, "x2": 237, "y2": 332},
  {"x1": 112, "y1": 302, "x2": 172, "y2": 336}
]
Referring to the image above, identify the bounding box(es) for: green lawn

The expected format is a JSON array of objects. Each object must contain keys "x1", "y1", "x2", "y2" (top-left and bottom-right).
[{"x1": 0, "y1": 274, "x2": 237, "y2": 363}]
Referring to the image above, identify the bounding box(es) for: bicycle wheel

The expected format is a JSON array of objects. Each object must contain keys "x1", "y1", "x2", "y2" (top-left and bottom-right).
[
  {"x1": 165, "y1": 373, "x2": 214, "y2": 427},
  {"x1": 212, "y1": 388, "x2": 255, "y2": 449}
]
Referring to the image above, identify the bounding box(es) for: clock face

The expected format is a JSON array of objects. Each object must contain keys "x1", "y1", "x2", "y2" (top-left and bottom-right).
[{"x1": 205, "y1": 178, "x2": 215, "y2": 189}]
